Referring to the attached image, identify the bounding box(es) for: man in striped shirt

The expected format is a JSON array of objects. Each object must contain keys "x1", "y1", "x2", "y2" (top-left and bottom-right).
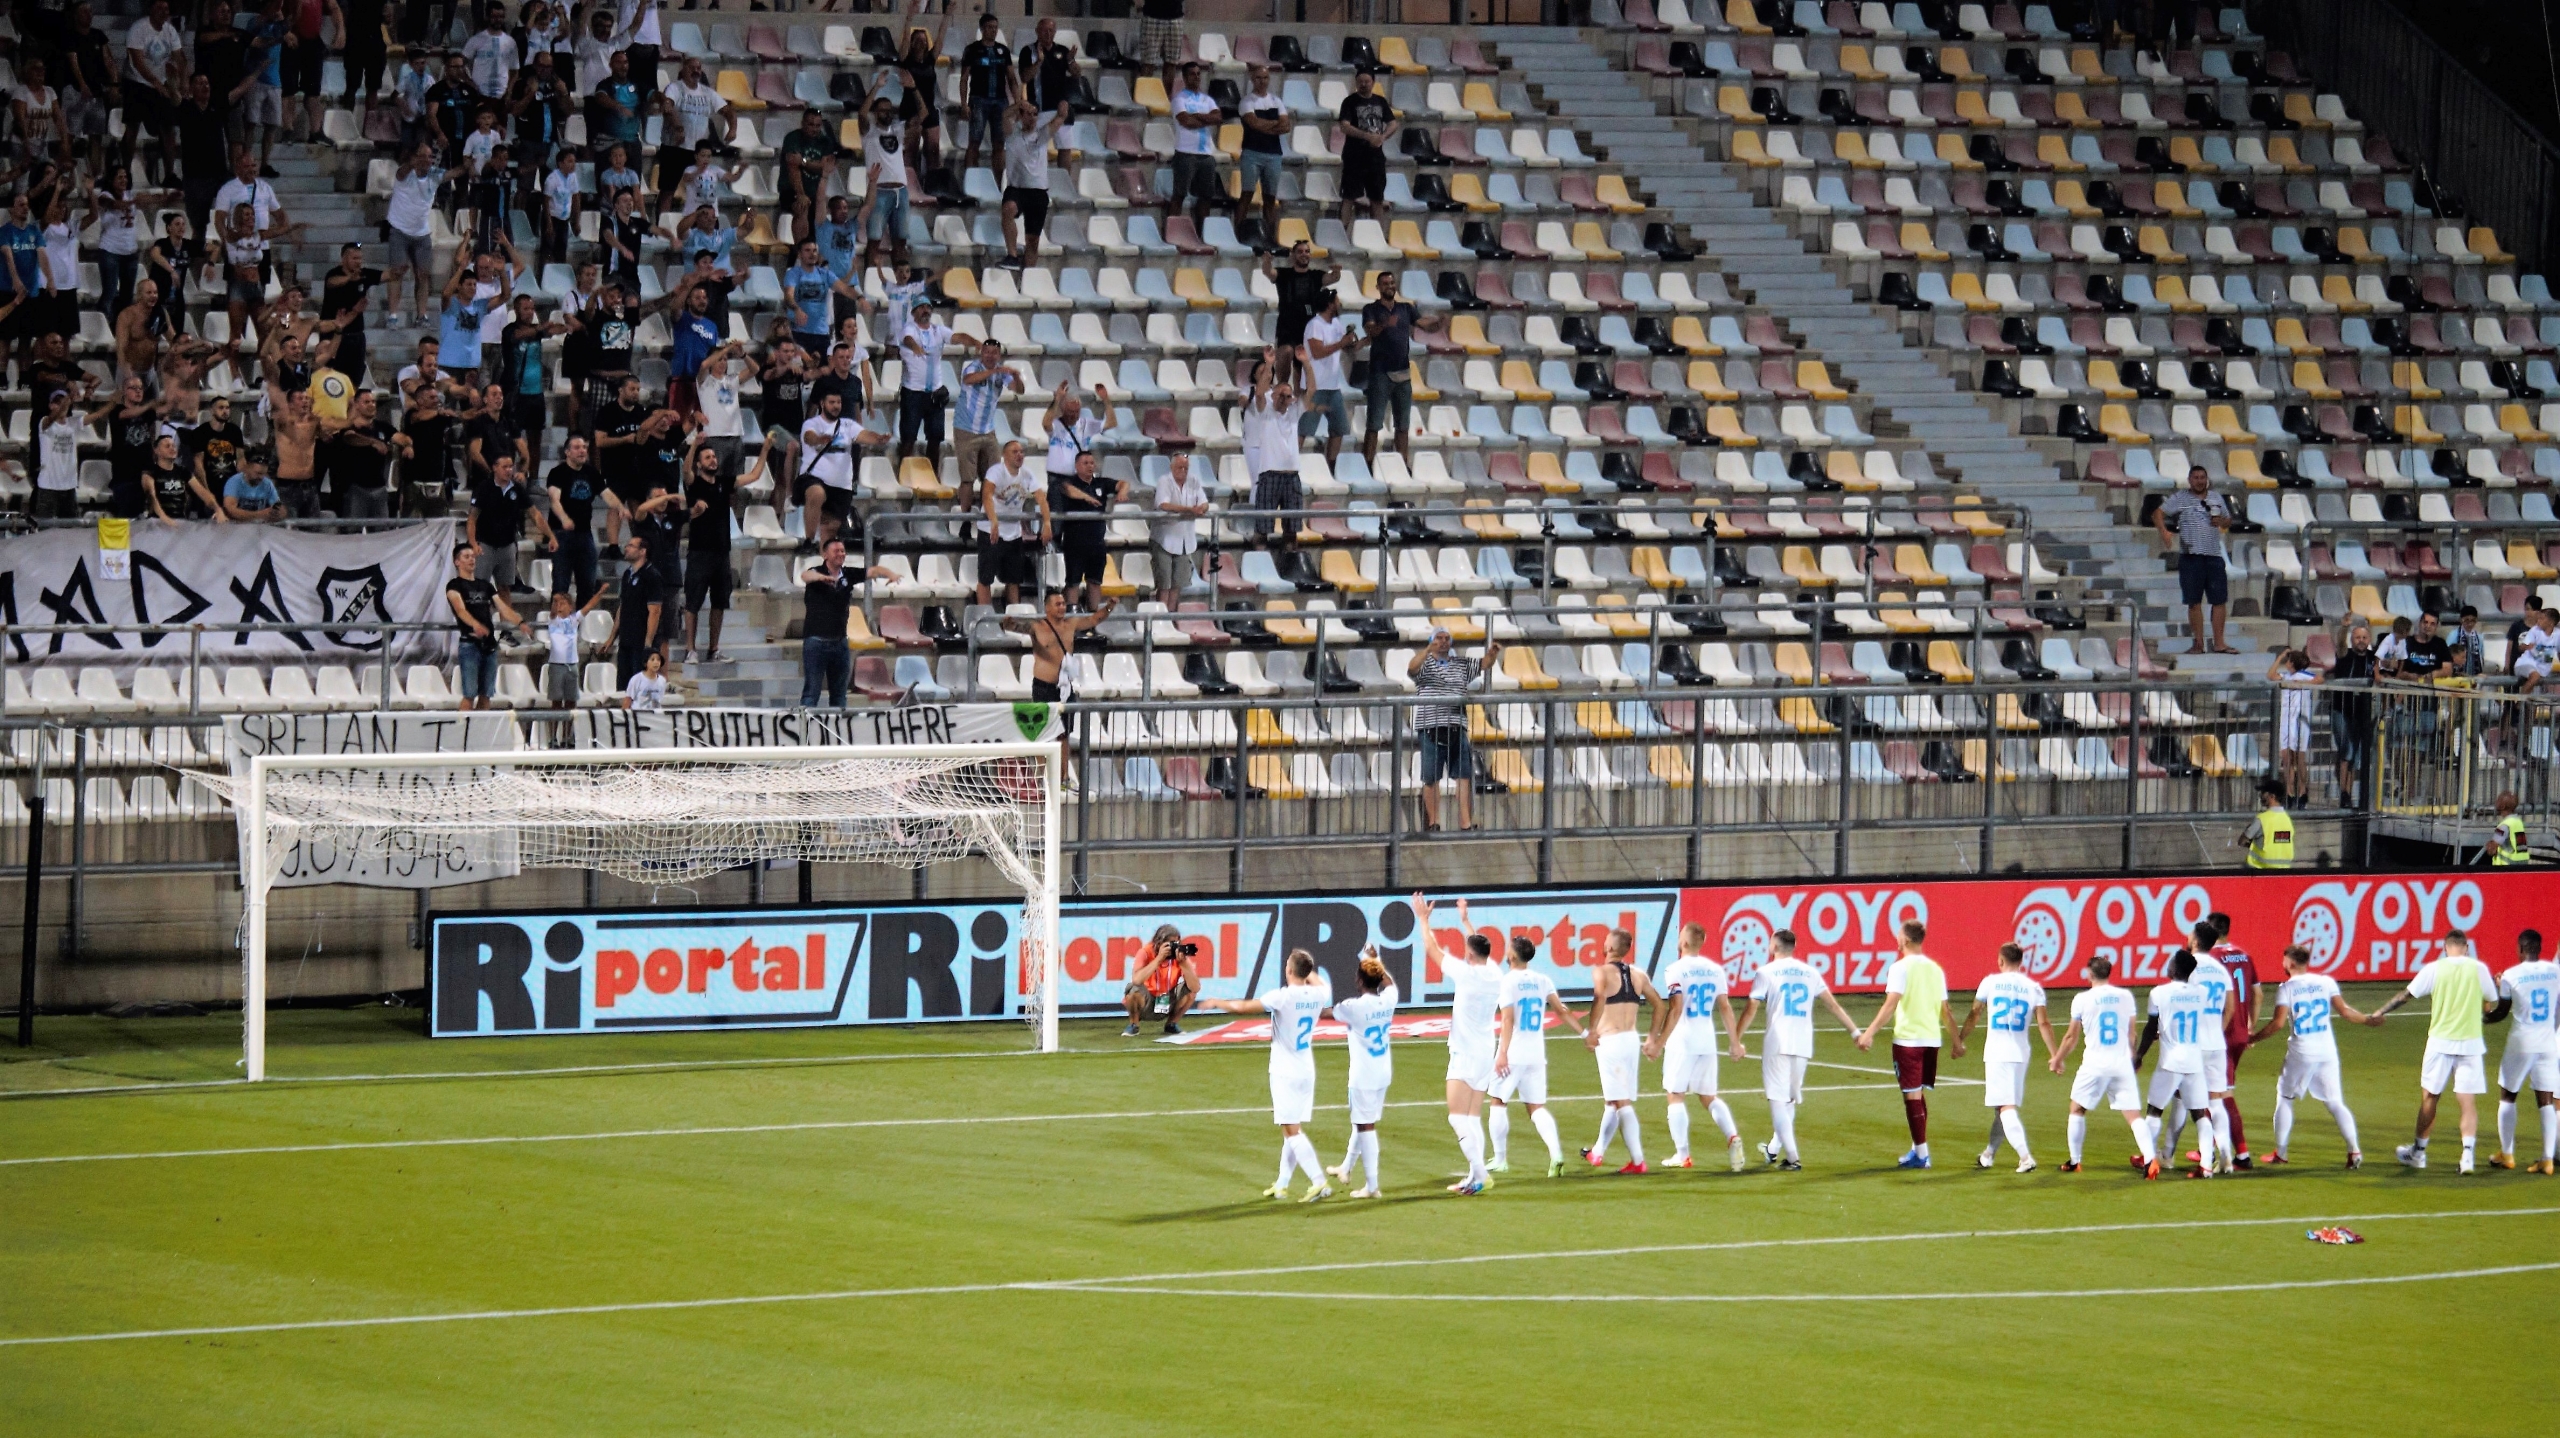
[
  {"x1": 1407, "y1": 628, "x2": 1501, "y2": 834},
  {"x1": 952, "y1": 339, "x2": 1022, "y2": 516}
]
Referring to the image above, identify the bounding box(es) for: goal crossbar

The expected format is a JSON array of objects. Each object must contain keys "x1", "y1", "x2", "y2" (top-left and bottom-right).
[{"x1": 229, "y1": 743, "x2": 1064, "y2": 1079}]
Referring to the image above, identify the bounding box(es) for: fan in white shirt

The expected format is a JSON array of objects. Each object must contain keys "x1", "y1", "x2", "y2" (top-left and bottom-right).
[
  {"x1": 1418, "y1": 891, "x2": 1503, "y2": 1195},
  {"x1": 1951, "y1": 942, "x2": 2055, "y2": 1173},
  {"x1": 1195, "y1": 950, "x2": 1337, "y2": 1203},
  {"x1": 1487, "y1": 934, "x2": 1583, "y2": 1178},
  {"x1": 2048, "y1": 955, "x2": 2161, "y2": 1176},
  {"x1": 1323, "y1": 952, "x2": 1401, "y2": 1198},
  {"x1": 2250, "y1": 942, "x2": 2382, "y2": 1167},
  {"x1": 1733, "y1": 929, "x2": 1859, "y2": 1169},
  {"x1": 1649, "y1": 921, "x2": 1744, "y2": 1171}
]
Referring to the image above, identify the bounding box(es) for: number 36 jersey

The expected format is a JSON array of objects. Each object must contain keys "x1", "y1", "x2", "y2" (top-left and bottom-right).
[{"x1": 2069, "y1": 985, "x2": 2139, "y2": 1071}]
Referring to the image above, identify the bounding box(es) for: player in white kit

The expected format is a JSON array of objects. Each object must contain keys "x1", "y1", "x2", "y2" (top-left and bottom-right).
[
  {"x1": 1580, "y1": 928, "x2": 1663, "y2": 1174},
  {"x1": 1733, "y1": 929, "x2": 1859, "y2": 1170},
  {"x1": 1648, "y1": 921, "x2": 1745, "y2": 1171},
  {"x1": 2134, "y1": 952, "x2": 2221, "y2": 1178},
  {"x1": 1490, "y1": 932, "x2": 1583, "y2": 1177},
  {"x1": 2180, "y1": 929, "x2": 2240, "y2": 1172},
  {"x1": 2250, "y1": 942, "x2": 2381, "y2": 1167},
  {"x1": 2489, "y1": 928, "x2": 2560, "y2": 1173},
  {"x1": 1952, "y1": 941, "x2": 2054, "y2": 1173},
  {"x1": 2048, "y1": 955, "x2": 2160, "y2": 1178},
  {"x1": 1193, "y1": 949, "x2": 1336, "y2": 1202},
  {"x1": 1325, "y1": 950, "x2": 1401, "y2": 1197},
  {"x1": 1419, "y1": 892, "x2": 1503, "y2": 1195}
]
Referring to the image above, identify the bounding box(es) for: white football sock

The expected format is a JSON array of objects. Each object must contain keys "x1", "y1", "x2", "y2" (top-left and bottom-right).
[
  {"x1": 1772, "y1": 1098, "x2": 1799, "y2": 1161},
  {"x1": 1667, "y1": 1101, "x2": 1692, "y2": 1159},
  {"x1": 2209, "y1": 1107, "x2": 2233, "y2": 1166},
  {"x1": 1986, "y1": 1111, "x2": 2007, "y2": 1156},
  {"x1": 2130, "y1": 1115, "x2": 2158, "y2": 1164},
  {"x1": 2162, "y1": 1106, "x2": 2189, "y2": 1155},
  {"x1": 1489, "y1": 1104, "x2": 1511, "y2": 1165},
  {"x1": 1360, "y1": 1129, "x2": 1381, "y2": 1189},
  {"x1": 1531, "y1": 1107, "x2": 1562, "y2": 1163},
  {"x1": 2067, "y1": 1113, "x2": 2088, "y2": 1163},
  {"x1": 1619, "y1": 1109, "x2": 1645, "y2": 1165},
  {"x1": 2461, "y1": 1135, "x2": 2477, "y2": 1160},
  {"x1": 2539, "y1": 1103, "x2": 2558, "y2": 1162},
  {"x1": 1449, "y1": 1113, "x2": 1486, "y2": 1183},
  {"x1": 2329, "y1": 1097, "x2": 2361, "y2": 1154},
  {"x1": 1288, "y1": 1135, "x2": 1325, "y2": 1187},
  {"x1": 1276, "y1": 1139, "x2": 1301, "y2": 1189},
  {"x1": 2272, "y1": 1094, "x2": 2295, "y2": 1157},
  {"x1": 1708, "y1": 1098, "x2": 1738, "y2": 1140},
  {"x1": 1339, "y1": 1128, "x2": 1362, "y2": 1172},
  {"x1": 2499, "y1": 1099, "x2": 2518, "y2": 1155},
  {"x1": 2000, "y1": 1108, "x2": 2031, "y2": 1161},
  {"x1": 1592, "y1": 1107, "x2": 1620, "y2": 1159}
]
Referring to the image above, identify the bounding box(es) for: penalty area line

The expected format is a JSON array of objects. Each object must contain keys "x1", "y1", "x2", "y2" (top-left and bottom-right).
[
  {"x1": 0, "y1": 1085, "x2": 1898, "y2": 1167},
  {"x1": 3, "y1": 1207, "x2": 2549, "y2": 1348}
]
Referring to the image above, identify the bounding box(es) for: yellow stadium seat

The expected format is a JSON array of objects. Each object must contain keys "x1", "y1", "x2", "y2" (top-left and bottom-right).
[
  {"x1": 2292, "y1": 361, "x2": 2342, "y2": 400},
  {"x1": 2471, "y1": 227, "x2": 2516, "y2": 264},
  {"x1": 2392, "y1": 405, "x2": 2445, "y2": 444},
  {"x1": 1631, "y1": 547, "x2": 1676, "y2": 589},
  {"x1": 940, "y1": 268, "x2": 993, "y2": 309},
  {"x1": 1248, "y1": 753, "x2": 1304, "y2": 797},
  {"x1": 1449, "y1": 314, "x2": 1501, "y2": 354},
  {"x1": 2511, "y1": 543, "x2": 2560, "y2": 582},
  {"x1": 1779, "y1": 696, "x2": 1835, "y2": 734},
  {"x1": 1132, "y1": 76, "x2": 1171, "y2": 115},
  {"x1": 1894, "y1": 544, "x2": 1947, "y2": 586},
  {"x1": 2053, "y1": 91, "x2": 2100, "y2": 128},
  {"x1": 1798, "y1": 361, "x2": 1849, "y2": 399},
  {"x1": 1172, "y1": 269, "x2": 1223, "y2": 307},
  {"x1": 1953, "y1": 89, "x2": 1994, "y2": 126},
  {"x1": 1526, "y1": 451, "x2": 1576, "y2": 494},
  {"x1": 2322, "y1": 274, "x2": 2368, "y2": 311},
  {"x1": 1782, "y1": 546, "x2": 1832, "y2": 587},
  {"x1": 1570, "y1": 221, "x2": 1623, "y2": 260},
  {"x1": 1648, "y1": 745, "x2": 1694, "y2": 788},
  {"x1": 1995, "y1": 693, "x2": 2038, "y2": 731},
  {"x1": 1483, "y1": 746, "x2": 1543, "y2": 793},
  {"x1": 1936, "y1": 132, "x2": 1983, "y2": 170},
  {"x1": 2036, "y1": 134, "x2": 2083, "y2": 171},
  {"x1": 1774, "y1": 643, "x2": 1817, "y2": 685},
  {"x1": 1429, "y1": 597, "x2": 1484, "y2": 640},
  {"x1": 845, "y1": 608, "x2": 892, "y2": 650},
  {"x1": 2154, "y1": 275, "x2": 2202, "y2": 313},
  {"x1": 1952, "y1": 499, "x2": 2005, "y2": 536},
  {"x1": 1461, "y1": 83, "x2": 1510, "y2": 120},
  {"x1": 1319, "y1": 548, "x2": 1375, "y2": 593},
  {"x1": 2206, "y1": 405, "x2": 2256, "y2": 444},
  {"x1": 2096, "y1": 404, "x2": 2150, "y2": 443},
  {"x1": 1899, "y1": 221, "x2": 1951, "y2": 261},
  {"x1": 1927, "y1": 641, "x2": 1974, "y2": 683},
  {"x1": 1730, "y1": 130, "x2": 1780, "y2": 168},
  {"x1": 1447, "y1": 172, "x2": 1500, "y2": 212},
  {"x1": 1579, "y1": 702, "x2": 1634, "y2": 740},
  {"x1": 1502, "y1": 645, "x2": 1558, "y2": 689},
  {"x1": 1718, "y1": 85, "x2": 1764, "y2": 124},
  {"x1": 1728, "y1": 0, "x2": 1775, "y2": 33},
  {"x1": 1669, "y1": 315, "x2": 1718, "y2": 354},
  {"x1": 1594, "y1": 175, "x2": 1647, "y2": 214},
  {"x1": 1264, "y1": 601, "x2": 1314, "y2": 644},
  {"x1": 1687, "y1": 359, "x2": 1739, "y2": 400},
  {"x1": 716, "y1": 70, "x2": 766, "y2": 109},
  {"x1": 1376, "y1": 36, "x2": 1426, "y2": 75},
  {"x1": 1499, "y1": 359, "x2": 1553, "y2": 402},
  {"x1": 1388, "y1": 220, "x2": 1438, "y2": 258},
  {"x1": 1704, "y1": 406, "x2": 1756, "y2": 446}
]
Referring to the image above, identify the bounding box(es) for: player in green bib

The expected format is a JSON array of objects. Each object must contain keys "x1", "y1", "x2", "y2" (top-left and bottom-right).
[
  {"x1": 2372, "y1": 930, "x2": 2500, "y2": 1173},
  {"x1": 1858, "y1": 919, "x2": 1950, "y2": 1169}
]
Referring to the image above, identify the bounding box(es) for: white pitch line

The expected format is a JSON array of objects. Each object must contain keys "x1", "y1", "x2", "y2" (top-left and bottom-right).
[
  {"x1": 0, "y1": 1085, "x2": 1898, "y2": 1168},
  {"x1": 1066, "y1": 1263, "x2": 2560, "y2": 1304},
  {"x1": 2, "y1": 1206, "x2": 2547, "y2": 1349}
]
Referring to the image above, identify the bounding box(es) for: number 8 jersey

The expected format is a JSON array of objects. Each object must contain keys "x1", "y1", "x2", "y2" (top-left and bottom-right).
[{"x1": 2069, "y1": 985, "x2": 2139, "y2": 1071}]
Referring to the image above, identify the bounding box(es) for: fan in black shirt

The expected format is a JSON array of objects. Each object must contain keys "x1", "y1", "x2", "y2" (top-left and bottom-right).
[{"x1": 679, "y1": 445, "x2": 738, "y2": 660}]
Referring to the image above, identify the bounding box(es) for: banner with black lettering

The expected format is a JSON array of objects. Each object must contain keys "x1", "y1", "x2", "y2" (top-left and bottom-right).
[
  {"x1": 222, "y1": 710, "x2": 524, "y2": 890},
  {"x1": 0, "y1": 521, "x2": 458, "y2": 672},
  {"x1": 565, "y1": 703, "x2": 1060, "y2": 750}
]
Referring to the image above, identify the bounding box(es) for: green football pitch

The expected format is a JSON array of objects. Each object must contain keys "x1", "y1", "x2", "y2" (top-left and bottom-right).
[{"x1": 5, "y1": 987, "x2": 2556, "y2": 1435}]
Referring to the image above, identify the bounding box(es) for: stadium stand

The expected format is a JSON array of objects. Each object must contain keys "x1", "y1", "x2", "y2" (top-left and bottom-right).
[{"x1": 5, "y1": 0, "x2": 2557, "y2": 848}]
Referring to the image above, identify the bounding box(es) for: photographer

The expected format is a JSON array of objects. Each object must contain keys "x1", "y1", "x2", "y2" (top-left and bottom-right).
[{"x1": 1123, "y1": 924, "x2": 1201, "y2": 1038}]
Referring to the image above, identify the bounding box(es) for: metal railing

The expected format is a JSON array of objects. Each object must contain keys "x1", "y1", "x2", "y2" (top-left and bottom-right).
[{"x1": 2373, "y1": 683, "x2": 2560, "y2": 846}]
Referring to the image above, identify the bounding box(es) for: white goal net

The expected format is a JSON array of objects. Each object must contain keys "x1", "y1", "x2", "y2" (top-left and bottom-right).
[{"x1": 197, "y1": 744, "x2": 1062, "y2": 1078}]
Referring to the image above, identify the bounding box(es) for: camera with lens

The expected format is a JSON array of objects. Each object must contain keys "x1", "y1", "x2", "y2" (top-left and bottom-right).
[{"x1": 1175, "y1": 940, "x2": 1201, "y2": 958}]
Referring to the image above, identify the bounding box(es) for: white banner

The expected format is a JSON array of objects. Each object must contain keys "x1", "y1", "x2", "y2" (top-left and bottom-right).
[
  {"x1": 0, "y1": 521, "x2": 460, "y2": 674},
  {"x1": 222, "y1": 710, "x2": 524, "y2": 890},
  {"x1": 568, "y1": 704, "x2": 1061, "y2": 750}
]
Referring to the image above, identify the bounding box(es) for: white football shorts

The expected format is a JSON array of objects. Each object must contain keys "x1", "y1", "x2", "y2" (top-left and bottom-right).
[
  {"x1": 2276, "y1": 1049, "x2": 2342, "y2": 1105},
  {"x1": 1981, "y1": 1058, "x2": 2028, "y2": 1109},
  {"x1": 2070, "y1": 1064, "x2": 2142, "y2": 1111},
  {"x1": 1270, "y1": 1068, "x2": 1315, "y2": 1125},
  {"x1": 1597, "y1": 1030, "x2": 1643, "y2": 1102},
  {"x1": 2496, "y1": 1047, "x2": 2560, "y2": 1095},
  {"x1": 2421, "y1": 1046, "x2": 2488, "y2": 1096},
  {"x1": 1662, "y1": 1043, "x2": 1721, "y2": 1097},
  {"x1": 2146, "y1": 1064, "x2": 2210, "y2": 1111},
  {"x1": 1347, "y1": 1083, "x2": 1388, "y2": 1125},
  {"x1": 1489, "y1": 1058, "x2": 1548, "y2": 1105},
  {"x1": 1761, "y1": 1050, "x2": 1808, "y2": 1103},
  {"x1": 1445, "y1": 1044, "x2": 1495, "y2": 1093}
]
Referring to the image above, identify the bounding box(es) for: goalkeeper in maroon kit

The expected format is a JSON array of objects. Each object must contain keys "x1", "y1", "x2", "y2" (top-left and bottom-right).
[{"x1": 2205, "y1": 913, "x2": 2263, "y2": 1167}]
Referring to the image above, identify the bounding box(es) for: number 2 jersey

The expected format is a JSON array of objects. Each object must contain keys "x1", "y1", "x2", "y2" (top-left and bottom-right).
[
  {"x1": 1333, "y1": 981, "x2": 1400, "y2": 1091},
  {"x1": 1498, "y1": 969, "x2": 1559, "y2": 1068},
  {"x1": 1446, "y1": 959, "x2": 1505, "y2": 1062},
  {"x1": 1261, "y1": 982, "x2": 1332, "y2": 1081},
  {"x1": 1660, "y1": 954, "x2": 1733, "y2": 1058},
  {"x1": 2277, "y1": 973, "x2": 2343, "y2": 1063},
  {"x1": 1973, "y1": 971, "x2": 2047, "y2": 1066},
  {"x1": 2069, "y1": 985, "x2": 2139, "y2": 1071}
]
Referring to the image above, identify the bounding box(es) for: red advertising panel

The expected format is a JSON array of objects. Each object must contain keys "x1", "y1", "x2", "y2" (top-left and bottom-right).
[{"x1": 1678, "y1": 872, "x2": 2560, "y2": 994}]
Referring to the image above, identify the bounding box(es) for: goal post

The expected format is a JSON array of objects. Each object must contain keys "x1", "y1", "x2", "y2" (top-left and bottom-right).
[{"x1": 222, "y1": 742, "x2": 1063, "y2": 1081}]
